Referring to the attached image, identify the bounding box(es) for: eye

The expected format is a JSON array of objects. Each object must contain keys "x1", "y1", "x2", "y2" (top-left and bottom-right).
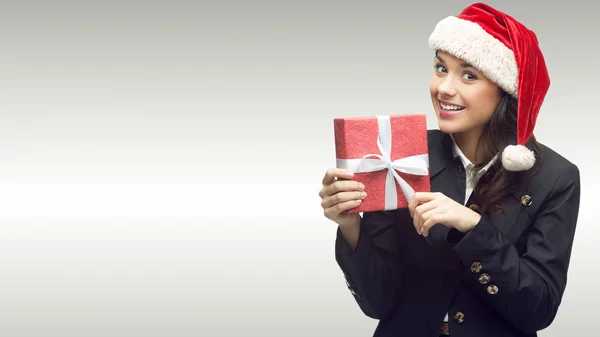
[
  {"x1": 434, "y1": 63, "x2": 446, "y2": 73},
  {"x1": 462, "y1": 72, "x2": 477, "y2": 80}
]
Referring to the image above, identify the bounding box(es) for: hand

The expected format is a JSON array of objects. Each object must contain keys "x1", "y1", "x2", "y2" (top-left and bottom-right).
[
  {"x1": 319, "y1": 168, "x2": 367, "y2": 228},
  {"x1": 408, "y1": 192, "x2": 481, "y2": 237}
]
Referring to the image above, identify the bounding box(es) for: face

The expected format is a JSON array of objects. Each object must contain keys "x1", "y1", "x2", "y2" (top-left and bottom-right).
[{"x1": 429, "y1": 50, "x2": 502, "y2": 140}]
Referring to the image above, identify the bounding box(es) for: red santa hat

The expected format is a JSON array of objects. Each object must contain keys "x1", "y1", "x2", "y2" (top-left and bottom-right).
[{"x1": 428, "y1": 2, "x2": 550, "y2": 171}]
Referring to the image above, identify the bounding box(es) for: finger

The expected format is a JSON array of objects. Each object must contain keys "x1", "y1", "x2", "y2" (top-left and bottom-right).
[
  {"x1": 413, "y1": 201, "x2": 438, "y2": 234},
  {"x1": 418, "y1": 207, "x2": 438, "y2": 235},
  {"x1": 421, "y1": 211, "x2": 446, "y2": 237},
  {"x1": 408, "y1": 192, "x2": 438, "y2": 216},
  {"x1": 321, "y1": 190, "x2": 367, "y2": 210},
  {"x1": 415, "y1": 192, "x2": 439, "y2": 202},
  {"x1": 323, "y1": 199, "x2": 363, "y2": 219},
  {"x1": 322, "y1": 168, "x2": 354, "y2": 186},
  {"x1": 319, "y1": 179, "x2": 364, "y2": 199},
  {"x1": 408, "y1": 195, "x2": 419, "y2": 217}
]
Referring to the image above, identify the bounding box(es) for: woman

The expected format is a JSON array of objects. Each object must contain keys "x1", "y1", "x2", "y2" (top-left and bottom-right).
[{"x1": 318, "y1": 3, "x2": 580, "y2": 337}]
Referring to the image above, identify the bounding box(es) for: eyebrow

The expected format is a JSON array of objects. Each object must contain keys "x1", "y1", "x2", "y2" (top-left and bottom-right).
[{"x1": 436, "y1": 55, "x2": 475, "y2": 69}]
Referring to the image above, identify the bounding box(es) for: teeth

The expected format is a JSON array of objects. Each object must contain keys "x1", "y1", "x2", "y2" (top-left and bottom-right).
[{"x1": 440, "y1": 101, "x2": 464, "y2": 111}]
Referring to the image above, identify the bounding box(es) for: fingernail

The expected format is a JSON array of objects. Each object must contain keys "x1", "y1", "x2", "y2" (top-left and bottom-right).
[
  {"x1": 361, "y1": 192, "x2": 367, "y2": 198},
  {"x1": 419, "y1": 227, "x2": 424, "y2": 234},
  {"x1": 346, "y1": 172, "x2": 354, "y2": 177},
  {"x1": 355, "y1": 199, "x2": 362, "y2": 203},
  {"x1": 359, "y1": 183, "x2": 365, "y2": 190}
]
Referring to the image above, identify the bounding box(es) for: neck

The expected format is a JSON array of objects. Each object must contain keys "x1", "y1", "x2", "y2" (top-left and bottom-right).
[{"x1": 453, "y1": 131, "x2": 484, "y2": 165}]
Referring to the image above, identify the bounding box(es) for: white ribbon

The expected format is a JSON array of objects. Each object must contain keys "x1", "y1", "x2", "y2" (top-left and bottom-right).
[{"x1": 336, "y1": 115, "x2": 429, "y2": 210}]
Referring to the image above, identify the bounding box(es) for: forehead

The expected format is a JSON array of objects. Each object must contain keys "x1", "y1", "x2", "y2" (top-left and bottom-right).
[{"x1": 435, "y1": 50, "x2": 466, "y2": 63}]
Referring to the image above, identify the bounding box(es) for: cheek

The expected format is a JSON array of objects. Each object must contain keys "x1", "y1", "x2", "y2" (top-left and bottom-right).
[
  {"x1": 429, "y1": 77, "x2": 438, "y2": 96},
  {"x1": 468, "y1": 87, "x2": 501, "y2": 121},
  {"x1": 468, "y1": 102, "x2": 495, "y2": 124}
]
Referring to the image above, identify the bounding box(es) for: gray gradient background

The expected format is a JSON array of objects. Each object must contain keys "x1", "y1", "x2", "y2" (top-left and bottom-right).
[{"x1": 0, "y1": 1, "x2": 596, "y2": 336}]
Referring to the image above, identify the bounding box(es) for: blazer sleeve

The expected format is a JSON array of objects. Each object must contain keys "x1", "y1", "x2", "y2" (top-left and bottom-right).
[
  {"x1": 452, "y1": 164, "x2": 581, "y2": 333},
  {"x1": 335, "y1": 210, "x2": 403, "y2": 320}
]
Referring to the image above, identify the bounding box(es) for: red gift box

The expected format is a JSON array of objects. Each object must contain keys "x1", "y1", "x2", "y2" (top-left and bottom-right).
[{"x1": 333, "y1": 114, "x2": 430, "y2": 214}]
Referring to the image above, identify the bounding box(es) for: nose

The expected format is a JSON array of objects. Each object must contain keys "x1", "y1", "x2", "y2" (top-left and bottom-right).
[{"x1": 437, "y1": 76, "x2": 457, "y2": 97}]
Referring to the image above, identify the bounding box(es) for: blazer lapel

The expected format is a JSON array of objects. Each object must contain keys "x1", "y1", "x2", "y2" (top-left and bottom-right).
[
  {"x1": 425, "y1": 131, "x2": 466, "y2": 244},
  {"x1": 428, "y1": 131, "x2": 465, "y2": 204},
  {"x1": 468, "y1": 173, "x2": 531, "y2": 239}
]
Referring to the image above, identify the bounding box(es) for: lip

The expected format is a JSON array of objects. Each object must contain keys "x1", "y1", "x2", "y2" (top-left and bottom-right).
[
  {"x1": 439, "y1": 99, "x2": 463, "y2": 107},
  {"x1": 437, "y1": 99, "x2": 464, "y2": 118}
]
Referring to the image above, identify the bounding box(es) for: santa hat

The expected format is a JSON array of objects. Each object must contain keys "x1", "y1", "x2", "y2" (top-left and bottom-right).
[{"x1": 428, "y1": 2, "x2": 550, "y2": 171}]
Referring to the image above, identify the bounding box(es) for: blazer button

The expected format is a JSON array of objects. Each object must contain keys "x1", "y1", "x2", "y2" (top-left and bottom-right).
[
  {"x1": 468, "y1": 204, "x2": 480, "y2": 213},
  {"x1": 521, "y1": 194, "x2": 532, "y2": 207},
  {"x1": 487, "y1": 284, "x2": 499, "y2": 295},
  {"x1": 479, "y1": 273, "x2": 491, "y2": 284},
  {"x1": 453, "y1": 312, "x2": 465, "y2": 324},
  {"x1": 470, "y1": 261, "x2": 482, "y2": 273}
]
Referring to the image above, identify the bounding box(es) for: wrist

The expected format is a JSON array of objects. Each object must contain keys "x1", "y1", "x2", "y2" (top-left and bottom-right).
[
  {"x1": 458, "y1": 212, "x2": 481, "y2": 233},
  {"x1": 338, "y1": 214, "x2": 361, "y2": 230}
]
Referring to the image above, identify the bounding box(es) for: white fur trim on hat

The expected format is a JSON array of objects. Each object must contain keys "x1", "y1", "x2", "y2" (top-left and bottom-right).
[
  {"x1": 428, "y1": 16, "x2": 519, "y2": 97},
  {"x1": 501, "y1": 145, "x2": 535, "y2": 171}
]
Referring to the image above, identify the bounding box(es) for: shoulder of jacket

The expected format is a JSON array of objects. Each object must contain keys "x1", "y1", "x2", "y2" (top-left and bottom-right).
[
  {"x1": 427, "y1": 129, "x2": 445, "y2": 146},
  {"x1": 537, "y1": 143, "x2": 580, "y2": 179},
  {"x1": 527, "y1": 143, "x2": 580, "y2": 198}
]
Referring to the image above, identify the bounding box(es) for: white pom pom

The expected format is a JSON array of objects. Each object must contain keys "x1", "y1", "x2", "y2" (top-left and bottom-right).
[{"x1": 502, "y1": 145, "x2": 535, "y2": 171}]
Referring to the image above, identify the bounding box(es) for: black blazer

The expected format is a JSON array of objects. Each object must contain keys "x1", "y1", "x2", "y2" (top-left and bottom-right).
[{"x1": 335, "y1": 130, "x2": 581, "y2": 337}]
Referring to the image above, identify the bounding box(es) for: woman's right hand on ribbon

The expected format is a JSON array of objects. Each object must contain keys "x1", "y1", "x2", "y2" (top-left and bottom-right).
[{"x1": 319, "y1": 168, "x2": 367, "y2": 228}]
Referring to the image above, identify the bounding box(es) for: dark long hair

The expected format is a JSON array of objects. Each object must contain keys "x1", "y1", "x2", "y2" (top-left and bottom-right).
[{"x1": 471, "y1": 91, "x2": 542, "y2": 213}]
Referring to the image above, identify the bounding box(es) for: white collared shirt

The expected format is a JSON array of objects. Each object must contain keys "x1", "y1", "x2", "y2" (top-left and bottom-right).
[{"x1": 444, "y1": 134, "x2": 497, "y2": 323}]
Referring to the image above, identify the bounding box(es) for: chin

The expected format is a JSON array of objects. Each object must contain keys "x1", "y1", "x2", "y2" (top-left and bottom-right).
[{"x1": 436, "y1": 118, "x2": 464, "y2": 135}]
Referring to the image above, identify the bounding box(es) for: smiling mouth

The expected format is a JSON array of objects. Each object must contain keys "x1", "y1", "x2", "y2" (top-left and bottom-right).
[{"x1": 439, "y1": 100, "x2": 465, "y2": 111}]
